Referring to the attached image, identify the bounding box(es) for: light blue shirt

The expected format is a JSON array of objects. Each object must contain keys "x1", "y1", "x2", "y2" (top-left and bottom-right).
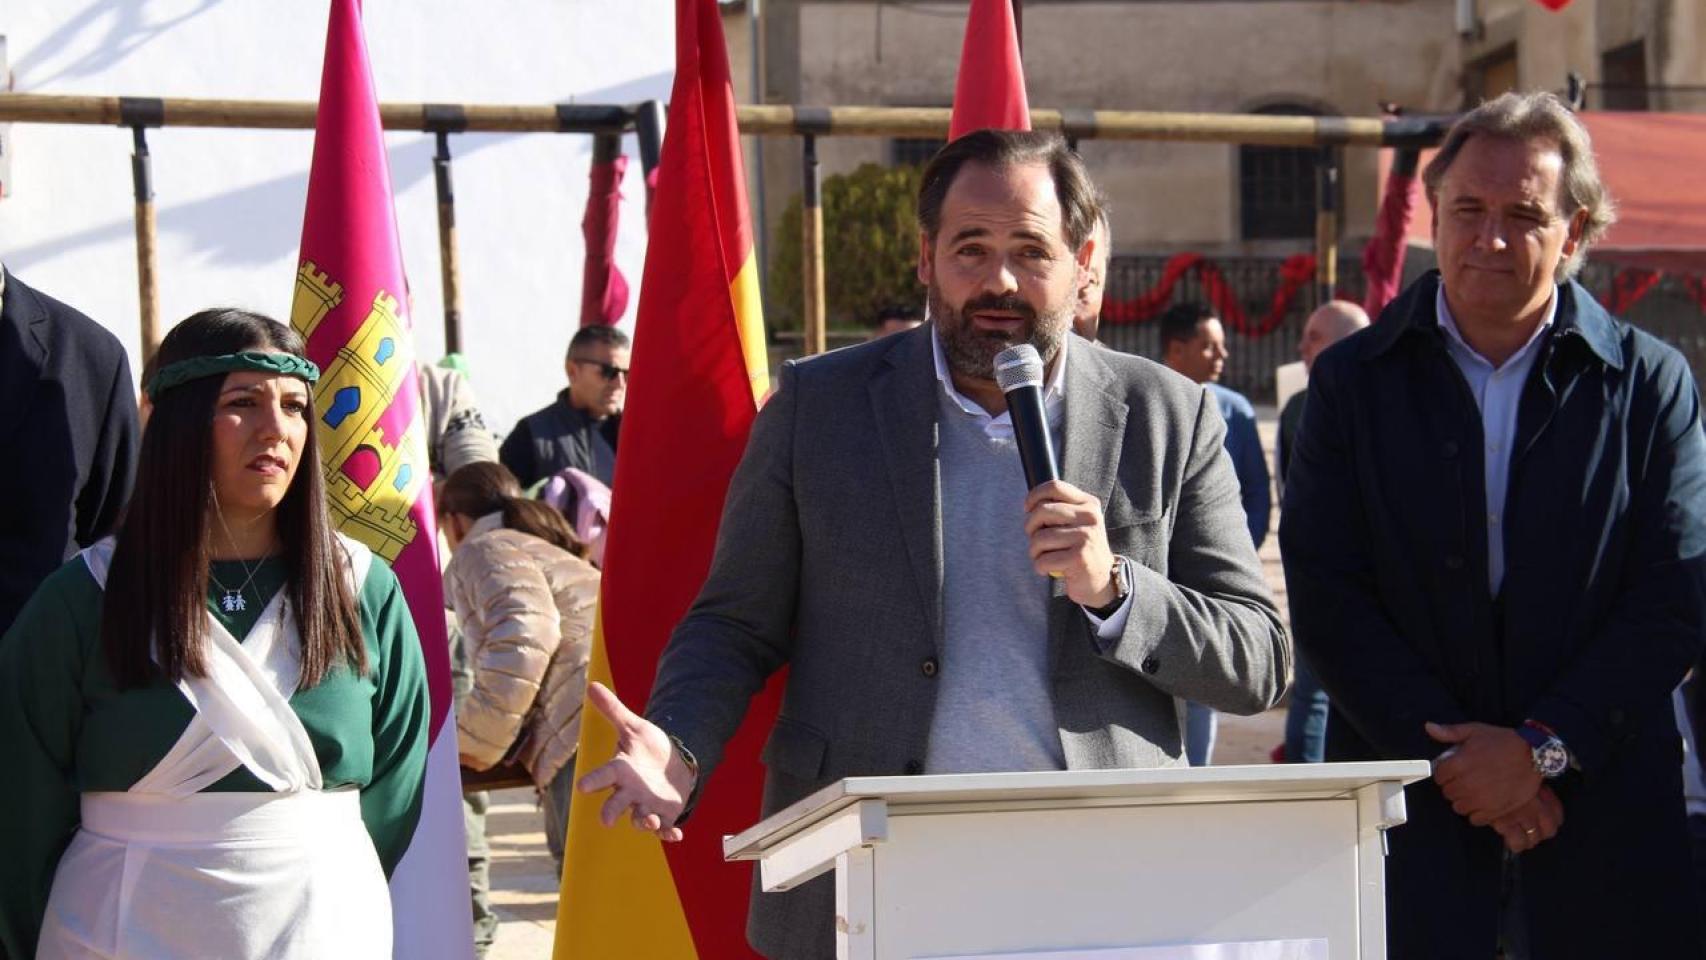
[
  {"x1": 1204, "y1": 382, "x2": 1272, "y2": 550},
  {"x1": 1436, "y1": 285, "x2": 1557, "y2": 596}
]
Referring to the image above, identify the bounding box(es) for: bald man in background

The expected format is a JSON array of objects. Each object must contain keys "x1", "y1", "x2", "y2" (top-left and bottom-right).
[
  {"x1": 1278, "y1": 301, "x2": 1370, "y2": 491},
  {"x1": 1278, "y1": 299, "x2": 1369, "y2": 763}
]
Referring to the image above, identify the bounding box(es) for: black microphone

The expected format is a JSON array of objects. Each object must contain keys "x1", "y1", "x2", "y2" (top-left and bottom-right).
[{"x1": 994, "y1": 344, "x2": 1060, "y2": 491}]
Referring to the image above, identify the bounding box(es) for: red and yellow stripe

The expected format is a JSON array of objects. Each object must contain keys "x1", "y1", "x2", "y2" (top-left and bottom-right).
[{"x1": 554, "y1": 0, "x2": 773, "y2": 956}]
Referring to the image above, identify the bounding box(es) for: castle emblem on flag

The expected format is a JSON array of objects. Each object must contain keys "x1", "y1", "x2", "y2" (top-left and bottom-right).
[{"x1": 293, "y1": 261, "x2": 427, "y2": 562}]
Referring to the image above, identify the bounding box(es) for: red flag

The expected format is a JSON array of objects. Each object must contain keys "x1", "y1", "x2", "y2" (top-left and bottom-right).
[
  {"x1": 1534, "y1": 0, "x2": 1571, "y2": 9},
  {"x1": 579, "y1": 148, "x2": 631, "y2": 328},
  {"x1": 291, "y1": 1, "x2": 472, "y2": 955},
  {"x1": 1362, "y1": 149, "x2": 1421, "y2": 318},
  {"x1": 949, "y1": 0, "x2": 1031, "y2": 139},
  {"x1": 554, "y1": 0, "x2": 773, "y2": 956}
]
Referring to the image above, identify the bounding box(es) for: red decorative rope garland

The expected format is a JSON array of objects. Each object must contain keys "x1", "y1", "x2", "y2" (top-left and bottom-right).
[
  {"x1": 1597, "y1": 266, "x2": 1706, "y2": 315},
  {"x1": 1605, "y1": 268, "x2": 1664, "y2": 316},
  {"x1": 1101, "y1": 252, "x2": 1321, "y2": 339}
]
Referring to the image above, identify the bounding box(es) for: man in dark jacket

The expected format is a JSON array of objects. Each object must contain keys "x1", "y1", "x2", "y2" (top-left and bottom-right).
[
  {"x1": 1282, "y1": 92, "x2": 1706, "y2": 958},
  {"x1": 0, "y1": 267, "x2": 139, "y2": 635},
  {"x1": 498, "y1": 325, "x2": 627, "y2": 489}
]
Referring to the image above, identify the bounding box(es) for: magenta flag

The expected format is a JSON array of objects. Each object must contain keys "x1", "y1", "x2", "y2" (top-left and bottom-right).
[{"x1": 290, "y1": 2, "x2": 473, "y2": 956}]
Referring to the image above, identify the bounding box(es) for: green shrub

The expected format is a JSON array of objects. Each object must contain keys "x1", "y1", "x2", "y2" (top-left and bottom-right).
[{"x1": 769, "y1": 163, "x2": 923, "y2": 331}]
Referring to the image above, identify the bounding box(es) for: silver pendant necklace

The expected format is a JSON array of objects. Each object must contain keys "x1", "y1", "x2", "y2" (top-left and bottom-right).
[
  {"x1": 208, "y1": 557, "x2": 263, "y2": 613},
  {"x1": 209, "y1": 495, "x2": 265, "y2": 614}
]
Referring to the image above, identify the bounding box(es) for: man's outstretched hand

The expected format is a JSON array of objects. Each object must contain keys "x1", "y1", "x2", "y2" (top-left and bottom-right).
[{"x1": 575, "y1": 681, "x2": 696, "y2": 842}]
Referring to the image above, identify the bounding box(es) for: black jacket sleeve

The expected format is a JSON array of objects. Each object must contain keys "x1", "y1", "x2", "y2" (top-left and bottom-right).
[
  {"x1": 497, "y1": 420, "x2": 537, "y2": 488},
  {"x1": 1280, "y1": 347, "x2": 1471, "y2": 759},
  {"x1": 74, "y1": 350, "x2": 137, "y2": 546}
]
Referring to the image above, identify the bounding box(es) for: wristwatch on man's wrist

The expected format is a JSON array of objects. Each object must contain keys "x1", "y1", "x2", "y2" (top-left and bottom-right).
[
  {"x1": 668, "y1": 734, "x2": 700, "y2": 789},
  {"x1": 1088, "y1": 556, "x2": 1132, "y2": 619},
  {"x1": 1516, "y1": 720, "x2": 1570, "y2": 779}
]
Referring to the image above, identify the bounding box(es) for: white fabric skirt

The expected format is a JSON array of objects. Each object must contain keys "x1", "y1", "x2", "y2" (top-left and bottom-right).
[{"x1": 38, "y1": 790, "x2": 390, "y2": 960}]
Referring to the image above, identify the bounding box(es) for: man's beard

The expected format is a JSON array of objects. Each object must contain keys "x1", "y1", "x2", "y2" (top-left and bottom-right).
[{"x1": 930, "y1": 284, "x2": 1069, "y2": 381}]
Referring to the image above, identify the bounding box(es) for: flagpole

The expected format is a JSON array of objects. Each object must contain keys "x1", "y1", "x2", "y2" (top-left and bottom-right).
[
  {"x1": 433, "y1": 131, "x2": 463, "y2": 355},
  {"x1": 635, "y1": 100, "x2": 666, "y2": 215},
  {"x1": 800, "y1": 133, "x2": 826, "y2": 356},
  {"x1": 1314, "y1": 145, "x2": 1341, "y2": 305},
  {"x1": 122, "y1": 105, "x2": 162, "y2": 365}
]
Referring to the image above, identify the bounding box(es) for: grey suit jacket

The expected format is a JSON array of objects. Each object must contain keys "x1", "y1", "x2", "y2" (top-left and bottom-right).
[{"x1": 647, "y1": 325, "x2": 1289, "y2": 959}]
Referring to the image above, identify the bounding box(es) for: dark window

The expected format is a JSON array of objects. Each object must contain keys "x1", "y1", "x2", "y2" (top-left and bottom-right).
[
  {"x1": 1600, "y1": 41, "x2": 1650, "y2": 111},
  {"x1": 1239, "y1": 105, "x2": 1321, "y2": 241},
  {"x1": 891, "y1": 137, "x2": 946, "y2": 168}
]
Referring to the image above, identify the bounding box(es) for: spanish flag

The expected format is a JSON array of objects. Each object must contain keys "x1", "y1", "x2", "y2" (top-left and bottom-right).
[{"x1": 552, "y1": 0, "x2": 772, "y2": 955}]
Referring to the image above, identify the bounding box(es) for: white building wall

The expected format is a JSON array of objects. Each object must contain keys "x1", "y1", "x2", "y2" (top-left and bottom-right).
[{"x1": 0, "y1": 0, "x2": 674, "y2": 430}]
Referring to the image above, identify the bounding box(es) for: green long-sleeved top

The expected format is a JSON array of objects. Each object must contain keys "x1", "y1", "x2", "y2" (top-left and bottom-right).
[{"x1": 0, "y1": 552, "x2": 430, "y2": 959}]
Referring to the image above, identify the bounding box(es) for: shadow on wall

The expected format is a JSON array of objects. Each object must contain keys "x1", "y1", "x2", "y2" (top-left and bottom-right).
[
  {"x1": 6, "y1": 135, "x2": 459, "y2": 270},
  {"x1": 12, "y1": 0, "x2": 224, "y2": 89},
  {"x1": 5, "y1": 72, "x2": 671, "y2": 274}
]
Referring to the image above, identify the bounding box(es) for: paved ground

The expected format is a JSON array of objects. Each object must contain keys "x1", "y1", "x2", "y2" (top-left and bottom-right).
[{"x1": 484, "y1": 407, "x2": 1294, "y2": 959}]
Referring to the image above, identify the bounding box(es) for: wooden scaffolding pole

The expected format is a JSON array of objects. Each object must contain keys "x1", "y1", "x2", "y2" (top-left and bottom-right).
[
  {"x1": 0, "y1": 93, "x2": 1443, "y2": 147},
  {"x1": 800, "y1": 134, "x2": 826, "y2": 356}
]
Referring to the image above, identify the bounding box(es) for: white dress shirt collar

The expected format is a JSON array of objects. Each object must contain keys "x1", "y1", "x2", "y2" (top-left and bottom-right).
[
  {"x1": 930, "y1": 324, "x2": 1068, "y2": 440},
  {"x1": 1435, "y1": 285, "x2": 1557, "y2": 371}
]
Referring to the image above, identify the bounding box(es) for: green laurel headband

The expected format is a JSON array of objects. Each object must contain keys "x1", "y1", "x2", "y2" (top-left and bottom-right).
[{"x1": 146, "y1": 351, "x2": 321, "y2": 400}]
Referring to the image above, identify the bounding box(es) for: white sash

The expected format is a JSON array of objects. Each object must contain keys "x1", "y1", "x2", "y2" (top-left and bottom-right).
[
  {"x1": 42, "y1": 536, "x2": 390, "y2": 959},
  {"x1": 78, "y1": 535, "x2": 373, "y2": 795}
]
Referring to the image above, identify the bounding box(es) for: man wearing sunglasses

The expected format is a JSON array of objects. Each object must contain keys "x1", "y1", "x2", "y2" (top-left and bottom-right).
[{"x1": 499, "y1": 325, "x2": 629, "y2": 490}]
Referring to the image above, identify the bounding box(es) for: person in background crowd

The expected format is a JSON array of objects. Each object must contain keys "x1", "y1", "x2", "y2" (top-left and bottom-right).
[
  {"x1": 0, "y1": 265, "x2": 139, "y2": 636},
  {"x1": 1283, "y1": 92, "x2": 1706, "y2": 958},
  {"x1": 415, "y1": 353, "x2": 502, "y2": 958},
  {"x1": 1072, "y1": 210, "x2": 1111, "y2": 342},
  {"x1": 1276, "y1": 300, "x2": 1368, "y2": 764},
  {"x1": 1158, "y1": 301, "x2": 1272, "y2": 767},
  {"x1": 439, "y1": 462, "x2": 599, "y2": 879},
  {"x1": 499, "y1": 325, "x2": 628, "y2": 489},
  {"x1": 0, "y1": 308, "x2": 429, "y2": 958},
  {"x1": 1276, "y1": 300, "x2": 1369, "y2": 492},
  {"x1": 868, "y1": 303, "x2": 924, "y2": 340},
  {"x1": 418, "y1": 359, "x2": 499, "y2": 481}
]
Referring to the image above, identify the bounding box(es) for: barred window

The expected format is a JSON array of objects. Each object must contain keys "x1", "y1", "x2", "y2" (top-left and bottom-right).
[{"x1": 1239, "y1": 104, "x2": 1320, "y2": 241}]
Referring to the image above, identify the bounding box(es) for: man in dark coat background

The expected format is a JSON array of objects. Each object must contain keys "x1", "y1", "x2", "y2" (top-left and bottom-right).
[
  {"x1": 1282, "y1": 92, "x2": 1706, "y2": 958},
  {"x1": 0, "y1": 267, "x2": 138, "y2": 635}
]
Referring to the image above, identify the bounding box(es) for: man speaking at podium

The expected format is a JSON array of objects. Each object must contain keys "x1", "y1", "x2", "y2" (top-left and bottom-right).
[{"x1": 579, "y1": 130, "x2": 1289, "y2": 958}]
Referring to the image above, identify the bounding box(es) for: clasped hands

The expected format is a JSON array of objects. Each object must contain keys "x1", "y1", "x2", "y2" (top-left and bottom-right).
[{"x1": 1427, "y1": 721, "x2": 1562, "y2": 854}]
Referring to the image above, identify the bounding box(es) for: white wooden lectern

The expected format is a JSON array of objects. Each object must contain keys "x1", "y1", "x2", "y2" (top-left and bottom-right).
[{"x1": 725, "y1": 762, "x2": 1431, "y2": 960}]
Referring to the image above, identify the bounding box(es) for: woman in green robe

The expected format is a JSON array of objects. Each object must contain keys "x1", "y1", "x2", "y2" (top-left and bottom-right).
[{"x1": 0, "y1": 308, "x2": 430, "y2": 959}]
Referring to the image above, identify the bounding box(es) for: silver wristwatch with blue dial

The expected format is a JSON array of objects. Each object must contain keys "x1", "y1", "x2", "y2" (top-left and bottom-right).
[{"x1": 1517, "y1": 721, "x2": 1569, "y2": 779}]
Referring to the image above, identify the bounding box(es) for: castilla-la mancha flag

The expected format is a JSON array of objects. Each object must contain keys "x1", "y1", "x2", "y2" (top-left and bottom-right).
[
  {"x1": 290, "y1": 1, "x2": 473, "y2": 957},
  {"x1": 554, "y1": 0, "x2": 773, "y2": 956}
]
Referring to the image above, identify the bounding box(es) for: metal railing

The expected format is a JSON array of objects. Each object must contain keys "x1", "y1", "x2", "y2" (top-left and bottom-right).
[{"x1": 1097, "y1": 254, "x2": 1367, "y2": 403}]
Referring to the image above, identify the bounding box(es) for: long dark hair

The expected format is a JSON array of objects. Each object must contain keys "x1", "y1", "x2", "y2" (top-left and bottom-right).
[
  {"x1": 439, "y1": 462, "x2": 587, "y2": 558},
  {"x1": 102, "y1": 308, "x2": 366, "y2": 689}
]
